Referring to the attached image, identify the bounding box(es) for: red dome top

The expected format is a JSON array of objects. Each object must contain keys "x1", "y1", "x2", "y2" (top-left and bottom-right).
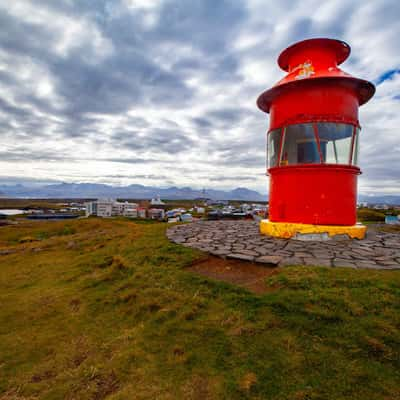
[
  {"x1": 257, "y1": 38, "x2": 375, "y2": 113},
  {"x1": 277, "y1": 38, "x2": 350, "y2": 71}
]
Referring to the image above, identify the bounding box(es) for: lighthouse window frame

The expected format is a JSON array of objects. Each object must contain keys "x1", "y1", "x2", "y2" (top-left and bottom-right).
[
  {"x1": 316, "y1": 122, "x2": 357, "y2": 165},
  {"x1": 267, "y1": 122, "x2": 360, "y2": 168},
  {"x1": 279, "y1": 123, "x2": 320, "y2": 166},
  {"x1": 351, "y1": 127, "x2": 360, "y2": 166},
  {"x1": 267, "y1": 128, "x2": 282, "y2": 168}
]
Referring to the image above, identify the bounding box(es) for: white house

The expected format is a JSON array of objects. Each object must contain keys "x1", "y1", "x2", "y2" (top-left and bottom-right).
[
  {"x1": 86, "y1": 199, "x2": 138, "y2": 218},
  {"x1": 150, "y1": 195, "x2": 165, "y2": 207}
]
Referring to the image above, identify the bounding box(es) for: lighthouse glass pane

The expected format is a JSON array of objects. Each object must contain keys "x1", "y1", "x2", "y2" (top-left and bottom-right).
[
  {"x1": 352, "y1": 127, "x2": 360, "y2": 165},
  {"x1": 268, "y1": 129, "x2": 281, "y2": 167},
  {"x1": 317, "y1": 123, "x2": 353, "y2": 164},
  {"x1": 280, "y1": 123, "x2": 320, "y2": 165}
]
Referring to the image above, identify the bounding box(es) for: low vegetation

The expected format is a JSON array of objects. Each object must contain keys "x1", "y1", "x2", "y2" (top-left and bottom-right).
[
  {"x1": 0, "y1": 218, "x2": 399, "y2": 399},
  {"x1": 357, "y1": 208, "x2": 386, "y2": 222},
  {"x1": 357, "y1": 207, "x2": 399, "y2": 224}
]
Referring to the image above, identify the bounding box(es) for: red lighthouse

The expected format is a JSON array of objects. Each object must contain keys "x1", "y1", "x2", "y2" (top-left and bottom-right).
[{"x1": 257, "y1": 38, "x2": 375, "y2": 239}]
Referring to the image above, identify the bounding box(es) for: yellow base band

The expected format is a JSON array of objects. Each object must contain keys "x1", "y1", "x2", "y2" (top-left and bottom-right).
[{"x1": 259, "y1": 219, "x2": 366, "y2": 240}]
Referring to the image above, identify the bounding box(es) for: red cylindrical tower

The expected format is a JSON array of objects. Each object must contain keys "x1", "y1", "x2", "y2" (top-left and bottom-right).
[{"x1": 257, "y1": 38, "x2": 375, "y2": 239}]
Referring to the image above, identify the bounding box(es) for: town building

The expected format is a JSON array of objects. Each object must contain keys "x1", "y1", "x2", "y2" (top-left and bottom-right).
[
  {"x1": 150, "y1": 195, "x2": 166, "y2": 208},
  {"x1": 85, "y1": 199, "x2": 138, "y2": 218},
  {"x1": 137, "y1": 207, "x2": 147, "y2": 218},
  {"x1": 111, "y1": 201, "x2": 139, "y2": 217},
  {"x1": 385, "y1": 215, "x2": 400, "y2": 225},
  {"x1": 148, "y1": 208, "x2": 165, "y2": 220}
]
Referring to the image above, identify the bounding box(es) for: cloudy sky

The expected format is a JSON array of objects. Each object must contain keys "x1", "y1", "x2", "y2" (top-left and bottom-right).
[{"x1": 0, "y1": 0, "x2": 399, "y2": 195}]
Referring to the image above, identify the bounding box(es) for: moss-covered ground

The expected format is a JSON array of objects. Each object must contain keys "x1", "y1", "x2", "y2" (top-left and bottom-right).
[{"x1": 0, "y1": 218, "x2": 399, "y2": 399}]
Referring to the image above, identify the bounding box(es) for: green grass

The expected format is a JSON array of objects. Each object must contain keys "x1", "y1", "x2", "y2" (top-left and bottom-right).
[{"x1": 0, "y1": 219, "x2": 399, "y2": 399}]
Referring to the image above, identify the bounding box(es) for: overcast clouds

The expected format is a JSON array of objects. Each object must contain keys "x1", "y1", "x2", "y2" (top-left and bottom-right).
[{"x1": 0, "y1": 0, "x2": 399, "y2": 195}]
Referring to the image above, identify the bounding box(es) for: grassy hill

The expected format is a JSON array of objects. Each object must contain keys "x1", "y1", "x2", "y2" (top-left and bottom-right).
[{"x1": 0, "y1": 218, "x2": 399, "y2": 399}]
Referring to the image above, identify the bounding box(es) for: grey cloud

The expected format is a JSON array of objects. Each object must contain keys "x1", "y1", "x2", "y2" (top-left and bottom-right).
[
  {"x1": 282, "y1": 18, "x2": 314, "y2": 46},
  {"x1": 78, "y1": 173, "x2": 170, "y2": 180},
  {"x1": 0, "y1": 11, "x2": 53, "y2": 58},
  {"x1": 207, "y1": 176, "x2": 254, "y2": 182},
  {"x1": 0, "y1": 0, "x2": 246, "y2": 138},
  {"x1": 0, "y1": 148, "x2": 71, "y2": 162},
  {"x1": 208, "y1": 108, "x2": 244, "y2": 123},
  {"x1": 0, "y1": 1, "x2": 194, "y2": 122},
  {"x1": 0, "y1": 147, "x2": 163, "y2": 166},
  {"x1": 153, "y1": 0, "x2": 247, "y2": 54},
  {"x1": 130, "y1": 174, "x2": 169, "y2": 180},
  {"x1": 0, "y1": 96, "x2": 33, "y2": 120},
  {"x1": 126, "y1": 116, "x2": 150, "y2": 128},
  {"x1": 112, "y1": 128, "x2": 195, "y2": 154},
  {"x1": 104, "y1": 157, "x2": 166, "y2": 165},
  {"x1": 51, "y1": 54, "x2": 190, "y2": 116},
  {"x1": 191, "y1": 117, "x2": 213, "y2": 128},
  {"x1": 219, "y1": 153, "x2": 266, "y2": 168}
]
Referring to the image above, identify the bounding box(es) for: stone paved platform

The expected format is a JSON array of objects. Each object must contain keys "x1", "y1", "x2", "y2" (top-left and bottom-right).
[{"x1": 167, "y1": 220, "x2": 400, "y2": 269}]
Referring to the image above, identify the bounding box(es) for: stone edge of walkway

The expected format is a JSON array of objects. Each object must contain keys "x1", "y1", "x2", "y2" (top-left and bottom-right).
[{"x1": 166, "y1": 221, "x2": 400, "y2": 270}]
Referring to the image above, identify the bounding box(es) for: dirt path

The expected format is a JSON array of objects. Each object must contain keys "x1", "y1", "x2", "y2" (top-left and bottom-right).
[{"x1": 187, "y1": 256, "x2": 279, "y2": 294}]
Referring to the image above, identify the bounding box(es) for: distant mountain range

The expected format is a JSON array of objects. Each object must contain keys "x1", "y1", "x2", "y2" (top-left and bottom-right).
[
  {"x1": 0, "y1": 182, "x2": 267, "y2": 201},
  {"x1": 358, "y1": 195, "x2": 400, "y2": 206},
  {"x1": 0, "y1": 182, "x2": 399, "y2": 204}
]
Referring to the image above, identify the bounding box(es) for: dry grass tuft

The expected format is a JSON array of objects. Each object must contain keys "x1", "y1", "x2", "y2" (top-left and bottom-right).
[
  {"x1": 111, "y1": 255, "x2": 128, "y2": 271},
  {"x1": 18, "y1": 236, "x2": 40, "y2": 243},
  {"x1": 239, "y1": 372, "x2": 257, "y2": 391}
]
